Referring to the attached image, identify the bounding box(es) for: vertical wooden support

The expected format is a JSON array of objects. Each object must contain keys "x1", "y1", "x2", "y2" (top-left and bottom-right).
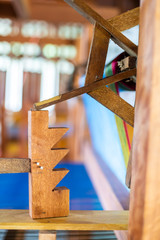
[
  {"x1": 85, "y1": 23, "x2": 110, "y2": 85},
  {"x1": 28, "y1": 110, "x2": 69, "y2": 219},
  {"x1": 39, "y1": 231, "x2": 56, "y2": 240},
  {"x1": 129, "y1": 0, "x2": 160, "y2": 239}
]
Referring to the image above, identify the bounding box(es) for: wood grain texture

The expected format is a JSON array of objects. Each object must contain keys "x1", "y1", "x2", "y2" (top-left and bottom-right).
[
  {"x1": 64, "y1": 0, "x2": 138, "y2": 56},
  {"x1": 88, "y1": 87, "x2": 134, "y2": 127},
  {"x1": 0, "y1": 158, "x2": 30, "y2": 173},
  {"x1": 85, "y1": 23, "x2": 110, "y2": 85},
  {"x1": 34, "y1": 68, "x2": 136, "y2": 110},
  {"x1": 0, "y1": 210, "x2": 128, "y2": 231},
  {"x1": 129, "y1": 0, "x2": 160, "y2": 239},
  {"x1": 28, "y1": 110, "x2": 69, "y2": 219},
  {"x1": 39, "y1": 231, "x2": 56, "y2": 240},
  {"x1": 108, "y1": 7, "x2": 139, "y2": 32}
]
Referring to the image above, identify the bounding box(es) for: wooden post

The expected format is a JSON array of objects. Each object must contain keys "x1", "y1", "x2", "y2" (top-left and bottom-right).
[
  {"x1": 129, "y1": 0, "x2": 160, "y2": 239},
  {"x1": 28, "y1": 110, "x2": 69, "y2": 219},
  {"x1": 39, "y1": 231, "x2": 56, "y2": 240}
]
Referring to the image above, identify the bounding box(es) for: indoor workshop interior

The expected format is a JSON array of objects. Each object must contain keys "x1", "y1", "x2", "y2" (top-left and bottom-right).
[{"x1": 0, "y1": 0, "x2": 158, "y2": 240}]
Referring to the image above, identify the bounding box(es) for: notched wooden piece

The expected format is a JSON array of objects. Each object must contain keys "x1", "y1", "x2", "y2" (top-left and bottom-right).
[{"x1": 28, "y1": 110, "x2": 69, "y2": 219}]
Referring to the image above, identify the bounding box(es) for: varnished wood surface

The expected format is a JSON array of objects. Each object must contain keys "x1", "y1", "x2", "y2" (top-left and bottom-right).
[
  {"x1": 129, "y1": 0, "x2": 160, "y2": 239},
  {"x1": 0, "y1": 210, "x2": 128, "y2": 231},
  {"x1": 0, "y1": 158, "x2": 30, "y2": 174},
  {"x1": 64, "y1": 0, "x2": 138, "y2": 56},
  {"x1": 108, "y1": 7, "x2": 139, "y2": 32},
  {"x1": 34, "y1": 68, "x2": 136, "y2": 110},
  {"x1": 85, "y1": 23, "x2": 110, "y2": 85},
  {"x1": 0, "y1": 36, "x2": 76, "y2": 46},
  {"x1": 28, "y1": 111, "x2": 69, "y2": 219}
]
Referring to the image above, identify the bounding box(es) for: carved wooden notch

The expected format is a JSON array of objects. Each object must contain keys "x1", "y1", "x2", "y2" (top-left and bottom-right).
[{"x1": 28, "y1": 110, "x2": 69, "y2": 219}]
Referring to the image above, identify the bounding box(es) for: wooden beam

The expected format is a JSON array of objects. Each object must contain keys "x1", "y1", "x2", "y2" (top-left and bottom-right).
[
  {"x1": 64, "y1": 0, "x2": 138, "y2": 56},
  {"x1": 89, "y1": 87, "x2": 134, "y2": 127},
  {"x1": 12, "y1": 0, "x2": 31, "y2": 19},
  {"x1": 34, "y1": 68, "x2": 136, "y2": 110},
  {"x1": 129, "y1": 0, "x2": 160, "y2": 239},
  {"x1": 0, "y1": 36, "x2": 76, "y2": 46},
  {"x1": 30, "y1": 2, "x2": 119, "y2": 24},
  {"x1": 0, "y1": 158, "x2": 30, "y2": 173},
  {"x1": 108, "y1": 7, "x2": 139, "y2": 32},
  {"x1": 85, "y1": 23, "x2": 110, "y2": 85},
  {"x1": 0, "y1": 209, "x2": 128, "y2": 230}
]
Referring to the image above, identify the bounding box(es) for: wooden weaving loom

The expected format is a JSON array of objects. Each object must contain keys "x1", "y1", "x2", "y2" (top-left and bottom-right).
[{"x1": 0, "y1": 0, "x2": 159, "y2": 239}]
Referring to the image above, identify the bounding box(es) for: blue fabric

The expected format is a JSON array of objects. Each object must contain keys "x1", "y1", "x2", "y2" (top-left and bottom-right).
[
  {"x1": 80, "y1": 76, "x2": 127, "y2": 186},
  {"x1": 0, "y1": 173, "x2": 29, "y2": 209},
  {"x1": 0, "y1": 163, "x2": 102, "y2": 210}
]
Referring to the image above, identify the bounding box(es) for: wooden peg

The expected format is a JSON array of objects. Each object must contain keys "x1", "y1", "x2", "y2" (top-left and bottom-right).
[{"x1": 28, "y1": 110, "x2": 69, "y2": 219}]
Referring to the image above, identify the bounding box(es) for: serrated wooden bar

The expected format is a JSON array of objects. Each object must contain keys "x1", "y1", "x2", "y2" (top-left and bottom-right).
[{"x1": 28, "y1": 110, "x2": 69, "y2": 219}]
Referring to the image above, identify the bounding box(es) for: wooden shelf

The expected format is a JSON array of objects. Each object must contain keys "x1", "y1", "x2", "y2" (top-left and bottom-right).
[{"x1": 0, "y1": 210, "x2": 128, "y2": 231}]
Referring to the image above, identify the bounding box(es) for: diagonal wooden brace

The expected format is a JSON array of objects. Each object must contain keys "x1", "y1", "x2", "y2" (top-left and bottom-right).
[{"x1": 64, "y1": 0, "x2": 138, "y2": 56}]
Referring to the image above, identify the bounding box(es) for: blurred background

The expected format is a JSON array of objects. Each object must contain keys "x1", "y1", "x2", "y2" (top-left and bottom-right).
[{"x1": 0, "y1": 0, "x2": 139, "y2": 239}]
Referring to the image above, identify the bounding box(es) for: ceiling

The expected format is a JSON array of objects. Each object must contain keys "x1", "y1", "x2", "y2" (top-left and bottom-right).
[{"x1": 0, "y1": 0, "x2": 139, "y2": 24}]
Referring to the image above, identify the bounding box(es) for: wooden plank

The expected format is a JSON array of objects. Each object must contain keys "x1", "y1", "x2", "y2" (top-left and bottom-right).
[
  {"x1": 129, "y1": 0, "x2": 160, "y2": 239},
  {"x1": 85, "y1": 23, "x2": 110, "y2": 85},
  {"x1": 28, "y1": 110, "x2": 69, "y2": 219},
  {"x1": 39, "y1": 231, "x2": 56, "y2": 240},
  {"x1": 108, "y1": 7, "x2": 140, "y2": 32},
  {"x1": 88, "y1": 87, "x2": 134, "y2": 127},
  {"x1": 64, "y1": 0, "x2": 138, "y2": 56},
  {"x1": 34, "y1": 68, "x2": 136, "y2": 110},
  {"x1": 0, "y1": 158, "x2": 30, "y2": 174},
  {"x1": 0, "y1": 210, "x2": 128, "y2": 231}
]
